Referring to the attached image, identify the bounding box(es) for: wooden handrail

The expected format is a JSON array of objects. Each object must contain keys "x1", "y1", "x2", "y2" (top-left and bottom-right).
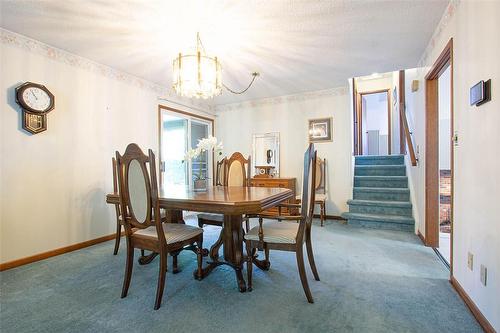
[
  {"x1": 400, "y1": 106, "x2": 417, "y2": 166},
  {"x1": 399, "y1": 70, "x2": 417, "y2": 166}
]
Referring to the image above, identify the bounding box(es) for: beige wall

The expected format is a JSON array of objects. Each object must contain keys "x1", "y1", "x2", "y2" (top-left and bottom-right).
[
  {"x1": 0, "y1": 29, "x2": 213, "y2": 264},
  {"x1": 404, "y1": 1, "x2": 500, "y2": 329},
  {"x1": 215, "y1": 87, "x2": 353, "y2": 216}
]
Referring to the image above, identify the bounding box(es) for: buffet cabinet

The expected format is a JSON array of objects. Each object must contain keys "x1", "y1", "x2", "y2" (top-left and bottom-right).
[{"x1": 249, "y1": 177, "x2": 297, "y2": 216}]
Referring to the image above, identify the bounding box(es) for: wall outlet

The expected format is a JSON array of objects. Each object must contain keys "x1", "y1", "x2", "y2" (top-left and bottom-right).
[
  {"x1": 480, "y1": 265, "x2": 487, "y2": 286},
  {"x1": 467, "y1": 252, "x2": 473, "y2": 271}
]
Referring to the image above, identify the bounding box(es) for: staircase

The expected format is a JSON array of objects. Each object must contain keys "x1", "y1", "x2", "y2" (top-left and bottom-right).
[{"x1": 342, "y1": 155, "x2": 415, "y2": 232}]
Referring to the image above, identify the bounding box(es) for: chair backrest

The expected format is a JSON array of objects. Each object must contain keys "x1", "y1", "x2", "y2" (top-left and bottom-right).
[
  {"x1": 315, "y1": 157, "x2": 326, "y2": 194},
  {"x1": 297, "y1": 143, "x2": 317, "y2": 243},
  {"x1": 225, "y1": 152, "x2": 251, "y2": 187},
  {"x1": 115, "y1": 143, "x2": 166, "y2": 245},
  {"x1": 215, "y1": 157, "x2": 226, "y2": 186},
  {"x1": 112, "y1": 157, "x2": 122, "y2": 217}
]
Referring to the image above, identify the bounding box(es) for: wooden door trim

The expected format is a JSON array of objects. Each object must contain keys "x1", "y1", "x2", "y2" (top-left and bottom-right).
[
  {"x1": 399, "y1": 70, "x2": 407, "y2": 154},
  {"x1": 357, "y1": 89, "x2": 392, "y2": 156},
  {"x1": 424, "y1": 38, "x2": 454, "y2": 277},
  {"x1": 352, "y1": 79, "x2": 359, "y2": 155}
]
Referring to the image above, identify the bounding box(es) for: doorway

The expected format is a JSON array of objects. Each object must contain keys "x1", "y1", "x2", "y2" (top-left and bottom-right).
[
  {"x1": 437, "y1": 66, "x2": 452, "y2": 265},
  {"x1": 357, "y1": 90, "x2": 391, "y2": 155},
  {"x1": 425, "y1": 39, "x2": 454, "y2": 273}
]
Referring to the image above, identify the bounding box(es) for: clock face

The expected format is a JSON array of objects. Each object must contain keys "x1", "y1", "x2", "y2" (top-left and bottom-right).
[
  {"x1": 16, "y1": 82, "x2": 54, "y2": 114},
  {"x1": 22, "y1": 86, "x2": 52, "y2": 112}
]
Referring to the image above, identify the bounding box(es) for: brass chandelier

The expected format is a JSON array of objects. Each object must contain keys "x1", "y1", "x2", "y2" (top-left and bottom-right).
[{"x1": 173, "y1": 33, "x2": 259, "y2": 99}]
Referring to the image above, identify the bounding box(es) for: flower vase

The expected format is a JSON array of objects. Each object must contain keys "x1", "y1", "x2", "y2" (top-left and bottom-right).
[{"x1": 193, "y1": 179, "x2": 207, "y2": 192}]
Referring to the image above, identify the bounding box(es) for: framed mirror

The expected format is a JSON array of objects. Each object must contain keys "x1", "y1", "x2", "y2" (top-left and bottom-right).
[{"x1": 252, "y1": 132, "x2": 280, "y2": 177}]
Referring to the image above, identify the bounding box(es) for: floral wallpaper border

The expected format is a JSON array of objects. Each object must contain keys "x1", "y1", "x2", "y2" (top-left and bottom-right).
[
  {"x1": 418, "y1": 0, "x2": 460, "y2": 67},
  {"x1": 0, "y1": 28, "x2": 211, "y2": 111},
  {"x1": 216, "y1": 86, "x2": 348, "y2": 113}
]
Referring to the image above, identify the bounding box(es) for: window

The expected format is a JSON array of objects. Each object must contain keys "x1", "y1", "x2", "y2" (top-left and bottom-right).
[{"x1": 158, "y1": 106, "x2": 214, "y2": 188}]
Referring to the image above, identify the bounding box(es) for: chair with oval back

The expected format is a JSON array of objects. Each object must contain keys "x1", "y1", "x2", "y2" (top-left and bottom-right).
[
  {"x1": 244, "y1": 143, "x2": 320, "y2": 303},
  {"x1": 197, "y1": 152, "x2": 251, "y2": 231},
  {"x1": 314, "y1": 157, "x2": 327, "y2": 226},
  {"x1": 112, "y1": 157, "x2": 168, "y2": 255},
  {"x1": 295, "y1": 156, "x2": 328, "y2": 226},
  {"x1": 116, "y1": 143, "x2": 204, "y2": 310}
]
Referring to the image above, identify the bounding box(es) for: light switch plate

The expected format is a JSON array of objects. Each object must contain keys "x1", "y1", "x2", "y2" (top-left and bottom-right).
[
  {"x1": 467, "y1": 252, "x2": 473, "y2": 271},
  {"x1": 480, "y1": 265, "x2": 487, "y2": 286}
]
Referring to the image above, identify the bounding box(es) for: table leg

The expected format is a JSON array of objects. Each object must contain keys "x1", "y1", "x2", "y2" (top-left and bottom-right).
[
  {"x1": 138, "y1": 252, "x2": 159, "y2": 265},
  {"x1": 196, "y1": 214, "x2": 247, "y2": 292},
  {"x1": 223, "y1": 214, "x2": 246, "y2": 292},
  {"x1": 165, "y1": 209, "x2": 185, "y2": 224}
]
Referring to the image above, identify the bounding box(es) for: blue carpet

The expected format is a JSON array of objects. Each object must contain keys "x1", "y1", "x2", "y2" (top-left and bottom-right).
[{"x1": 0, "y1": 218, "x2": 481, "y2": 333}]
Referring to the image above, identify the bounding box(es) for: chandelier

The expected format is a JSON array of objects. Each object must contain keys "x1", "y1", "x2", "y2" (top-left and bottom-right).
[{"x1": 173, "y1": 33, "x2": 259, "y2": 99}]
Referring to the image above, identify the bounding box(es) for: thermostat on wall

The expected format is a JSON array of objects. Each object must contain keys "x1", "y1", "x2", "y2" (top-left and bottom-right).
[{"x1": 470, "y1": 79, "x2": 491, "y2": 106}]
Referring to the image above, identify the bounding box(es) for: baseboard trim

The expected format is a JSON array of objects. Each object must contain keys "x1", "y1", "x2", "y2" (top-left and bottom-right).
[
  {"x1": 0, "y1": 233, "x2": 120, "y2": 272},
  {"x1": 450, "y1": 276, "x2": 496, "y2": 333}
]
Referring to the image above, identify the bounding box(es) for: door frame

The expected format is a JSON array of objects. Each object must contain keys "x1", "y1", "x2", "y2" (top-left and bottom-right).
[
  {"x1": 355, "y1": 89, "x2": 392, "y2": 155},
  {"x1": 157, "y1": 105, "x2": 215, "y2": 186},
  {"x1": 424, "y1": 38, "x2": 454, "y2": 274}
]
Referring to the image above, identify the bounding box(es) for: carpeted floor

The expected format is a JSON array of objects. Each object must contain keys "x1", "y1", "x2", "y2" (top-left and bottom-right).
[{"x1": 0, "y1": 218, "x2": 482, "y2": 333}]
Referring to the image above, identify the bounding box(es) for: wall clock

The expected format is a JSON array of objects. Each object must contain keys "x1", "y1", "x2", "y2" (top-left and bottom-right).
[{"x1": 15, "y1": 82, "x2": 55, "y2": 134}]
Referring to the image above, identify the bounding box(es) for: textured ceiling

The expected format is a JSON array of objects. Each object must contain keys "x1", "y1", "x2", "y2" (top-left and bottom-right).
[{"x1": 0, "y1": 0, "x2": 448, "y2": 105}]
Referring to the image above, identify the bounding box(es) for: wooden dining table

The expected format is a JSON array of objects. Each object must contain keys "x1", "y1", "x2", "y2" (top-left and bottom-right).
[{"x1": 106, "y1": 185, "x2": 292, "y2": 292}]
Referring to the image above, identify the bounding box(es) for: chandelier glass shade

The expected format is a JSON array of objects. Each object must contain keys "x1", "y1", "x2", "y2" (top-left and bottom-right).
[{"x1": 172, "y1": 34, "x2": 222, "y2": 99}]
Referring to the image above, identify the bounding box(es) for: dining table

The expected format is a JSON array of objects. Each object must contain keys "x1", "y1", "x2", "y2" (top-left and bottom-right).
[{"x1": 106, "y1": 185, "x2": 293, "y2": 292}]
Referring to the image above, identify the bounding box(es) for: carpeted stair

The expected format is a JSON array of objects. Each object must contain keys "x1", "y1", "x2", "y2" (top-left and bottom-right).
[{"x1": 342, "y1": 155, "x2": 415, "y2": 232}]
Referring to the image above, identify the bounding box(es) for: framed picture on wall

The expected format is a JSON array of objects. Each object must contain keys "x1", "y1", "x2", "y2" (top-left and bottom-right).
[{"x1": 308, "y1": 117, "x2": 333, "y2": 142}]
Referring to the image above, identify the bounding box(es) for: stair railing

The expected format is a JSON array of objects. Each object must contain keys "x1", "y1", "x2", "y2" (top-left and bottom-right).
[
  {"x1": 400, "y1": 104, "x2": 418, "y2": 166},
  {"x1": 399, "y1": 70, "x2": 418, "y2": 166}
]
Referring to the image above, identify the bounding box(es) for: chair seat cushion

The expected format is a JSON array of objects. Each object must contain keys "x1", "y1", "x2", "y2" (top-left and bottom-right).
[
  {"x1": 134, "y1": 224, "x2": 202, "y2": 244},
  {"x1": 244, "y1": 221, "x2": 298, "y2": 244},
  {"x1": 197, "y1": 213, "x2": 224, "y2": 222}
]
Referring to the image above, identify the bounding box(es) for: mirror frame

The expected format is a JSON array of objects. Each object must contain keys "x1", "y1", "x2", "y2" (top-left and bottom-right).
[{"x1": 252, "y1": 132, "x2": 280, "y2": 177}]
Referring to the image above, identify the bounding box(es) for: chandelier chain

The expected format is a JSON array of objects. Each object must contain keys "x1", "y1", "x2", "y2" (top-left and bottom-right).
[{"x1": 223, "y1": 72, "x2": 260, "y2": 95}]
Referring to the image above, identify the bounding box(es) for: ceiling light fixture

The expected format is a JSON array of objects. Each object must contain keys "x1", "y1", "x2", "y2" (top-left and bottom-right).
[{"x1": 173, "y1": 32, "x2": 259, "y2": 99}]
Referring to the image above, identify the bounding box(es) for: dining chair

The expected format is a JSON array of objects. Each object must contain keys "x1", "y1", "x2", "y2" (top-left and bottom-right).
[
  {"x1": 244, "y1": 143, "x2": 320, "y2": 303},
  {"x1": 295, "y1": 156, "x2": 327, "y2": 226},
  {"x1": 197, "y1": 152, "x2": 251, "y2": 231},
  {"x1": 116, "y1": 143, "x2": 204, "y2": 310},
  {"x1": 112, "y1": 157, "x2": 169, "y2": 255}
]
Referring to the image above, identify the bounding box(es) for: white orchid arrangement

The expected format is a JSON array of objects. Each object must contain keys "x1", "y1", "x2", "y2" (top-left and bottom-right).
[{"x1": 184, "y1": 135, "x2": 223, "y2": 181}]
